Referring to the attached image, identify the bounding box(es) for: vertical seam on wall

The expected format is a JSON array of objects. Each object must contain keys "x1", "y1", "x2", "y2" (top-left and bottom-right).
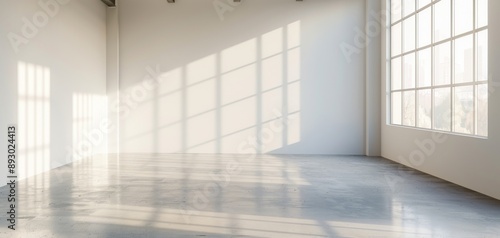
[
  {"x1": 365, "y1": 0, "x2": 369, "y2": 156},
  {"x1": 116, "y1": 0, "x2": 121, "y2": 158}
]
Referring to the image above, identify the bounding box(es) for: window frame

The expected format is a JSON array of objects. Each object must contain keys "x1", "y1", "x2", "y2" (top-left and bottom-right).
[{"x1": 389, "y1": 0, "x2": 488, "y2": 137}]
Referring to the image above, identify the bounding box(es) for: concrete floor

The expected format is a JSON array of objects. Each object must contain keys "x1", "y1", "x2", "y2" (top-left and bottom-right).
[{"x1": 1, "y1": 154, "x2": 500, "y2": 238}]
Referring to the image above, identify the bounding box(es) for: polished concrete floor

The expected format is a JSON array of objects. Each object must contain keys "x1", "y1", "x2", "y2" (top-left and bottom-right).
[{"x1": 1, "y1": 154, "x2": 500, "y2": 238}]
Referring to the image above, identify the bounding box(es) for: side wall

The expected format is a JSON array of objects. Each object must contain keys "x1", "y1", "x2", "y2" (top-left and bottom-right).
[
  {"x1": 381, "y1": 0, "x2": 500, "y2": 200},
  {"x1": 0, "y1": 0, "x2": 108, "y2": 186}
]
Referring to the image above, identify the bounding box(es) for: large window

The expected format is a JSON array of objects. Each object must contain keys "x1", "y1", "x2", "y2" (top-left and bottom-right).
[{"x1": 390, "y1": 0, "x2": 488, "y2": 136}]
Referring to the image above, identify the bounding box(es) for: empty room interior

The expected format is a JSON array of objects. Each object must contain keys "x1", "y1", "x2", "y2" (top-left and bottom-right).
[{"x1": 1, "y1": 0, "x2": 500, "y2": 237}]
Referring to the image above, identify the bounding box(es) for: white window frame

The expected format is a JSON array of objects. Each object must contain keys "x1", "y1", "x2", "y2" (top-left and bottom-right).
[{"x1": 389, "y1": 0, "x2": 488, "y2": 137}]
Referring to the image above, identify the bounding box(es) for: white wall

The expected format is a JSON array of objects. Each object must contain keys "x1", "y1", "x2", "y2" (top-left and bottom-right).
[
  {"x1": 118, "y1": 0, "x2": 370, "y2": 155},
  {"x1": 381, "y1": 0, "x2": 500, "y2": 200},
  {"x1": 0, "y1": 0, "x2": 107, "y2": 186}
]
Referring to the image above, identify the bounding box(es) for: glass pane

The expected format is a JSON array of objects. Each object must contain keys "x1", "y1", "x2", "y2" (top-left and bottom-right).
[
  {"x1": 454, "y1": 0, "x2": 473, "y2": 36},
  {"x1": 434, "y1": 42, "x2": 451, "y2": 86},
  {"x1": 418, "y1": 89, "x2": 432, "y2": 129},
  {"x1": 453, "y1": 86, "x2": 474, "y2": 134},
  {"x1": 454, "y1": 35, "x2": 473, "y2": 84},
  {"x1": 392, "y1": 0, "x2": 402, "y2": 24},
  {"x1": 418, "y1": 8, "x2": 432, "y2": 47},
  {"x1": 392, "y1": 92, "x2": 402, "y2": 125},
  {"x1": 403, "y1": 53, "x2": 416, "y2": 89},
  {"x1": 418, "y1": 48, "x2": 432, "y2": 87},
  {"x1": 392, "y1": 23, "x2": 402, "y2": 57},
  {"x1": 477, "y1": 30, "x2": 488, "y2": 82},
  {"x1": 403, "y1": 16, "x2": 416, "y2": 53},
  {"x1": 434, "y1": 87, "x2": 451, "y2": 131},
  {"x1": 477, "y1": 0, "x2": 488, "y2": 28},
  {"x1": 476, "y1": 84, "x2": 488, "y2": 136},
  {"x1": 418, "y1": 0, "x2": 431, "y2": 9},
  {"x1": 403, "y1": 0, "x2": 415, "y2": 17},
  {"x1": 403, "y1": 91, "x2": 416, "y2": 126},
  {"x1": 392, "y1": 57, "x2": 402, "y2": 90},
  {"x1": 434, "y1": 0, "x2": 451, "y2": 42}
]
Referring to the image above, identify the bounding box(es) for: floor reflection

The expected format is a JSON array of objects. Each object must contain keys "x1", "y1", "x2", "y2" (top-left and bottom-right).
[{"x1": 0, "y1": 154, "x2": 499, "y2": 238}]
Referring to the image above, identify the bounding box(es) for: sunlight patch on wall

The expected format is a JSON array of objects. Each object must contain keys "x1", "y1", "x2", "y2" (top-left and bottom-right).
[
  {"x1": 72, "y1": 93, "x2": 108, "y2": 161},
  {"x1": 221, "y1": 39, "x2": 257, "y2": 73},
  {"x1": 121, "y1": 21, "x2": 302, "y2": 154},
  {"x1": 221, "y1": 64, "x2": 256, "y2": 105},
  {"x1": 187, "y1": 55, "x2": 216, "y2": 86},
  {"x1": 17, "y1": 61, "x2": 51, "y2": 180}
]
